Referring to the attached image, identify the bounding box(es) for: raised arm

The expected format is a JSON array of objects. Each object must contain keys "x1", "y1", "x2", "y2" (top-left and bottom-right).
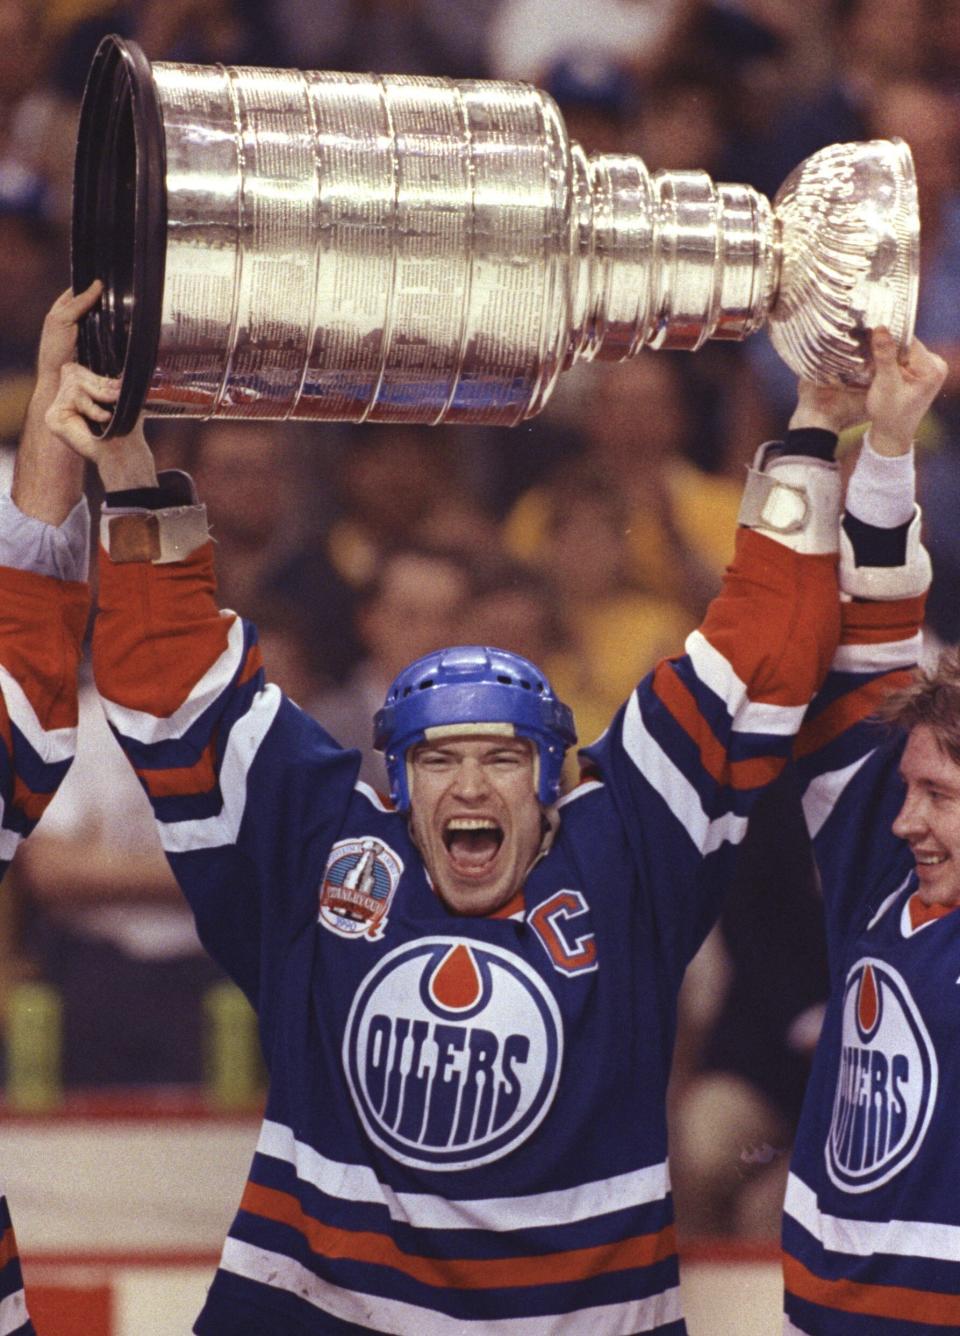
[
  {"x1": 581, "y1": 374, "x2": 850, "y2": 979},
  {"x1": 0, "y1": 286, "x2": 102, "y2": 1334},
  {"x1": 0, "y1": 285, "x2": 102, "y2": 861},
  {"x1": 44, "y1": 364, "x2": 358, "y2": 1010},
  {"x1": 795, "y1": 331, "x2": 948, "y2": 940}
]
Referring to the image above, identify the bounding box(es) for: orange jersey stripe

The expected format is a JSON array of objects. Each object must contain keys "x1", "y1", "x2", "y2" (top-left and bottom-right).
[
  {"x1": 652, "y1": 666, "x2": 786, "y2": 791},
  {"x1": 784, "y1": 1253, "x2": 960, "y2": 1326},
  {"x1": 238, "y1": 644, "x2": 263, "y2": 687},
  {"x1": 840, "y1": 596, "x2": 926, "y2": 647},
  {"x1": 0, "y1": 1225, "x2": 18, "y2": 1268},
  {"x1": 137, "y1": 737, "x2": 219, "y2": 799},
  {"x1": 241, "y1": 1182, "x2": 676, "y2": 1290},
  {"x1": 12, "y1": 774, "x2": 57, "y2": 825},
  {"x1": 794, "y1": 671, "x2": 913, "y2": 759}
]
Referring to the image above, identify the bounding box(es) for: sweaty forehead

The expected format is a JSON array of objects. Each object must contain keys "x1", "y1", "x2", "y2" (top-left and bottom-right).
[{"x1": 903, "y1": 725, "x2": 960, "y2": 786}]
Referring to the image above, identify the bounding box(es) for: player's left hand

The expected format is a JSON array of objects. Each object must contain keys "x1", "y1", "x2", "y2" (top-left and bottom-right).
[
  {"x1": 866, "y1": 329, "x2": 948, "y2": 456},
  {"x1": 45, "y1": 362, "x2": 157, "y2": 491}
]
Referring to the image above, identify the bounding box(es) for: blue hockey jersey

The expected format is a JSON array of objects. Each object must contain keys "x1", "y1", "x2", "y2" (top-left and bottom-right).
[
  {"x1": 92, "y1": 526, "x2": 839, "y2": 1334},
  {"x1": 786, "y1": 592, "x2": 960, "y2": 1333},
  {"x1": 0, "y1": 562, "x2": 89, "y2": 1336}
]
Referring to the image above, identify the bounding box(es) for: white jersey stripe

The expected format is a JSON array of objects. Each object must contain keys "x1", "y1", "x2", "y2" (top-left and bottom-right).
[
  {"x1": 622, "y1": 692, "x2": 748, "y2": 854},
  {"x1": 0, "y1": 821, "x2": 21, "y2": 862},
  {"x1": 802, "y1": 752, "x2": 872, "y2": 840},
  {"x1": 0, "y1": 663, "x2": 77, "y2": 764},
  {"x1": 0, "y1": 1288, "x2": 28, "y2": 1336},
  {"x1": 257, "y1": 1119, "x2": 671, "y2": 1231},
  {"x1": 685, "y1": 631, "x2": 807, "y2": 736},
  {"x1": 830, "y1": 635, "x2": 922, "y2": 676},
  {"x1": 158, "y1": 684, "x2": 282, "y2": 853},
  {"x1": 355, "y1": 780, "x2": 392, "y2": 812},
  {"x1": 786, "y1": 1173, "x2": 960, "y2": 1262},
  {"x1": 220, "y1": 1237, "x2": 683, "y2": 1334},
  {"x1": 101, "y1": 610, "x2": 243, "y2": 745},
  {"x1": 556, "y1": 780, "x2": 604, "y2": 808}
]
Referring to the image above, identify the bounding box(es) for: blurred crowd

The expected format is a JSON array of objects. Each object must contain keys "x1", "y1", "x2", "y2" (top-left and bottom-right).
[{"x1": 0, "y1": 0, "x2": 959, "y2": 1243}]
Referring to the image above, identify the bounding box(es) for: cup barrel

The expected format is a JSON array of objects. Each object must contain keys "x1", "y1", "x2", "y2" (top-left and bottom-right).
[{"x1": 71, "y1": 38, "x2": 920, "y2": 435}]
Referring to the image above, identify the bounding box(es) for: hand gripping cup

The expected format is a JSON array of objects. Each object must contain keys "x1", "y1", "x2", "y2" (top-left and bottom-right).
[{"x1": 72, "y1": 36, "x2": 920, "y2": 437}]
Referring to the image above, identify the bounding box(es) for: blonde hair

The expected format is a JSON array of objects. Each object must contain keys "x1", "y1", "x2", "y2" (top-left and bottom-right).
[{"x1": 878, "y1": 648, "x2": 960, "y2": 767}]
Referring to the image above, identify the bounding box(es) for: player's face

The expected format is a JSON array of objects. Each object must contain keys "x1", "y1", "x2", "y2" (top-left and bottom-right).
[
  {"x1": 408, "y1": 735, "x2": 543, "y2": 917},
  {"x1": 893, "y1": 724, "x2": 960, "y2": 907}
]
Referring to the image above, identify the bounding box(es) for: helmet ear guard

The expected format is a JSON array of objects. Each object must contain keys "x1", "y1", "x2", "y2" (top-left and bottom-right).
[{"x1": 373, "y1": 646, "x2": 577, "y2": 812}]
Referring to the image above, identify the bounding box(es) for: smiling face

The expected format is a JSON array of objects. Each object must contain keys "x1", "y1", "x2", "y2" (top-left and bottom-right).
[
  {"x1": 893, "y1": 724, "x2": 960, "y2": 907},
  {"x1": 407, "y1": 734, "x2": 544, "y2": 916}
]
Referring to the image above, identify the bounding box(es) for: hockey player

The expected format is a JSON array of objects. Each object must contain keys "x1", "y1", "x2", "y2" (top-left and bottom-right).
[
  {"x1": 41, "y1": 330, "x2": 936, "y2": 1334},
  {"x1": 782, "y1": 334, "x2": 958, "y2": 1332},
  {"x1": 0, "y1": 282, "x2": 103, "y2": 1336}
]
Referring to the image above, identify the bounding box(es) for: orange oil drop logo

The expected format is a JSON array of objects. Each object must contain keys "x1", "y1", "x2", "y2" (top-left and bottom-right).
[
  {"x1": 857, "y1": 963, "x2": 879, "y2": 1034},
  {"x1": 430, "y1": 944, "x2": 482, "y2": 1011}
]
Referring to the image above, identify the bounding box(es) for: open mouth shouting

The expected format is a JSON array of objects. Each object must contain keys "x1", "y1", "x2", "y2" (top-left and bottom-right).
[{"x1": 443, "y1": 818, "x2": 505, "y2": 878}]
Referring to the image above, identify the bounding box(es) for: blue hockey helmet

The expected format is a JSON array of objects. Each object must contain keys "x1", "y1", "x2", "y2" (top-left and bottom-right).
[{"x1": 373, "y1": 646, "x2": 577, "y2": 812}]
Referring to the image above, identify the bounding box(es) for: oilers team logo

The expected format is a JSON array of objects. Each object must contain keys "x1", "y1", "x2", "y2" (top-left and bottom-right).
[
  {"x1": 318, "y1": 838, "x2": 403, "y2": 941},
  {"x1": 825, "y1": 957, "x2": 938, "y2": 1193},
  {"x1": 343, "y1": 938, "x2": 563, "y2": 1170}
]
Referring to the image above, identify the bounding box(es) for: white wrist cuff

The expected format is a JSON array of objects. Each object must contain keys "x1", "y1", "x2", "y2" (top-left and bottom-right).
[
  {"x1": 738, "y1": 445, "x2": 842, "y2": 554},
  {"x1": 839, "y1": 507, "x2": 931, "y2": 600},
  {"x1": 844, "y1": 431, "x2": 916, "y2": 530}
]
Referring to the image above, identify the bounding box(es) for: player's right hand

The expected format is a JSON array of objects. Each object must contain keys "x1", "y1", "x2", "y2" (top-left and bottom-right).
[{"x1": 44, "y1": 361, "x2": 121, "y2": 459}]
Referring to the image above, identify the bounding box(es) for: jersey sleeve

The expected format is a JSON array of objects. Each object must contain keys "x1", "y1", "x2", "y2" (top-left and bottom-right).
[
  {"x1": 582, "y1": 527, "x2": 840, "y2": 981},
  {"x1": 0, "y1": 563, "x2": 89, "y2": 867},
  {"x1": 793, "y1": 593, "x2": 924, "y2": 946},
  {"x1": 91, "y1": 541, "x2": 360, "y2": 1023}
]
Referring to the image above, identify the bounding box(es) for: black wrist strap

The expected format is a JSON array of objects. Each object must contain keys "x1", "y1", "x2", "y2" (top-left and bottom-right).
[
  {"x1": 783, "y1": 427, "x2": 838, "y2": 461},
  {"x1": 842, "y1": 511, "x2": 910, "y2": 567},
  {"x1": 104, "y1": 469, "x2": 197, "y2": 511}
]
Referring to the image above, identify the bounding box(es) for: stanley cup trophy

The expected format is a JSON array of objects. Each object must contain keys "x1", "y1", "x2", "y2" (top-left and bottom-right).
[{"x1": 71, "y1": 36, "x2": 920, "y2": 438}]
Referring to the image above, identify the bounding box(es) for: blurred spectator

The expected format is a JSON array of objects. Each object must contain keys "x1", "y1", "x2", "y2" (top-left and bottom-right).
[
  {"x1": 0, "y1": 0, "x2": 77, "y2": 223},
  {"x1": 509, "y1": 458, "x2": 696, "y2": 777},
  {"x1": 307, "y1": 546, "x2": 474, "y2": 791},
  {"x1": 0, "y1": 204, "x2": 63, "y2": 443},
  {"x1": 541, "y1": 54, "x2": 638, "y2": 155},
  {"x1": 192, "y1": 420, "x2": 362, "y2": 687},
  {"x1": 670, "y1": 771, "x2": 829, "y2": 1239},
  {"x1": 268, "y1": 0, "x2": 498, "y2": 77},
  {"x1": 464, "y1": 556, "x2": 568, "y2": 675},
  {"x1": 53, "y1": 0, "x2": 280, "y2": 96},
  {"x1": 504, "y1": 354, "x2": 735, "y2": 614},
  {"x1": 717, "y1": 0, "x2": 924, "y2": 200},
  {"x1": 325, "y1": 426, "x2": 468, "y2": 589},
  {"x1": 487, "y1": 0, "x2": 690, "y2": 85}
]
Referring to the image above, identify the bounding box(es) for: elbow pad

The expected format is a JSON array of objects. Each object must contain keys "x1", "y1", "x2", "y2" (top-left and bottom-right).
[
  {"x1": 737, "y1": 444, "x2": 842, "y2": 555},
  {"x1": 839, "y1": 507, "x2": 931, "y2": 600}
]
